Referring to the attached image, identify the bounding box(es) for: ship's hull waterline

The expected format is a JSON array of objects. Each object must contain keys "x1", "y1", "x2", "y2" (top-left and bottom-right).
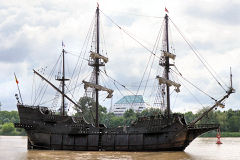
[{"x1": 15, "y1": 105, "x2": 219, "y2": 151}]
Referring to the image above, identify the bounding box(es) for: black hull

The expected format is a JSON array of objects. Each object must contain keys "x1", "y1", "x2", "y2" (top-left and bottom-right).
[
  {"x1": 25, "y1": 131, "x2": 188, "y2": 151},
  {"x1": 15, "y1": 104, "x2": 219, "y2": 151}
]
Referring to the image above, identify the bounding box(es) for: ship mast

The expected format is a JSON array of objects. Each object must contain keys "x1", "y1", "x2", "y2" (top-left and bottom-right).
[
  {"x1": 165, "y1": 14, "x2": 171, "y2": 117},
  {"x1": 83, "y1": 4, "x2": 113, "y2": 126},
  {"x1": 62, "y1": 49, "x2": 66, "y2": 116},
  {"x1": 56, "y1": 48, "x2": 69, "y2": 116},
  {"x1": 157, "y1": 14, "x2": 180, "y2": 117},
  {"x1": 95, "y1": 5, "x2": 100, "y2": 127}
]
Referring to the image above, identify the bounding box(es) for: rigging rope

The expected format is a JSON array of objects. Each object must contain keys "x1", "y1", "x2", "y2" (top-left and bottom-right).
[
  {"x1": 170, "y1": 68, "x2": 216, "y2": 101},
  {"x1": 100, "y1": 19, "x2": 108, "y2": 57},
  {"x1": 100, "y1": 70, "x2": 136, "y2": 96},
  {"x1": 132, "y1": 20, "x2": 165, "y2": 108},
  {"x1": 65, "y1": 85, "x2": 78, "y2": 103},
  {"x1": 143, "y1": 21, "x2": 164, "y2": 96},
  {"x1": 102, "y1": 9, "x2": 165, "y2": 19},
  {"x1": 99, "y1": 72, "x2": 110, "y2": 89},
  {"x1": 169, "y1": 18, "x2": 227, "y2": 92},
  {"x1": 33, "y1": 53, "x2": 62, "y2": 106},
  {"x1": 64, "y1": 85, "x2": 80, "y2": 113},
  {"x1": 172, "y1": 93, "x2": 178, "y2": 109},
  {"x1": 38, "y1": 56, "x2": 61, "y2": 106},
  {"x1": 100, "y1": 10, "x2": 161, "y2": 59},
  {"x1": 170, "y1": 71, "x2": 205, "y2": 108},
  {"x1": 109, "y1": 78, "x2": 133, "y2": 105},
  {"x1": 39, "y1": 97, "x2": 56, "y2": 106},
  {"x1": 31, "y1": 74, "x2": 35, "y2": 105},
  {"x1": 112, "y1": 81, "x2": 126, "y2": 101},
  {"x1": 69, "y1": 14, "x2": 95, "y2": 97},
  {"x1": 66, "y1": 51, "x2": 89, "y2": 62}
]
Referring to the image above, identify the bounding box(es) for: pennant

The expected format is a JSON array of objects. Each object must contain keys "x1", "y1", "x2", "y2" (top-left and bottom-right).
[
  {"x1": 14, "y1": 73, "x2": 19, "y2": 84},
  {"x1": 62, "y1": 41, "x2": 65, "y2": 48},
  {"x1": 165, "y1": 7, "x2": 169, "y2": 13}
]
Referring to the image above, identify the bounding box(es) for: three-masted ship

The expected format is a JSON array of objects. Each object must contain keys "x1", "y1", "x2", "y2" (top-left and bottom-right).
[{"x1": 15, "y1": 5, "x2": 234, "y2": 151}]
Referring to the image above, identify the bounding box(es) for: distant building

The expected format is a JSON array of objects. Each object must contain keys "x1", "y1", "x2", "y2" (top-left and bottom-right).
[{"x1": 112, "y1": 95, "x2": 147, "y2": 116}]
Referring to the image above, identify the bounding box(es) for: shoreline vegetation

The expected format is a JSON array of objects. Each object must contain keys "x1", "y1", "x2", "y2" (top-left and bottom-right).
[{"x1": 0, "y1": 106, "x2": 239, "y2": 137}]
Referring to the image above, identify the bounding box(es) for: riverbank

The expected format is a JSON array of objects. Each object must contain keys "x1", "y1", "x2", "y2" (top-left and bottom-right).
[{"x1": 202, "y1": 131, "x2": 240, "y2": 137}]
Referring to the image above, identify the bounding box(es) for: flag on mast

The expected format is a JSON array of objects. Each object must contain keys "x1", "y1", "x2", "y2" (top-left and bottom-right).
[
  {"x1": 62, "y1": 41, "x2": 65, "y2": 48},
  {"x1": 165, "y1": 7, "x2": 169, "y2": 13},
  {"x1": 14, "y1": 72, "x2": 23, "y2": 104},
  {"x1": 14, "y1": 73, "x2": 19, "y2": 84}
]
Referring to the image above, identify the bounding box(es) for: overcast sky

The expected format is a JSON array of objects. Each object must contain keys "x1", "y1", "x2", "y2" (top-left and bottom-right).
[{"x1": 0, "y1": 0, "x2": 239, "y2": 113}]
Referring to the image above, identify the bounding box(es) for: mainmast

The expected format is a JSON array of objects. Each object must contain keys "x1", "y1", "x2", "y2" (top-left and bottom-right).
[
  {"x1": 165, "y1": 14, "x2": 170, "y2": 117},
  {"x1": 95, "y1": 5, "x2": 100, "y2": 127},
  {"x1": 84, "y1": 4, "x2": 113, "y2": 126}
]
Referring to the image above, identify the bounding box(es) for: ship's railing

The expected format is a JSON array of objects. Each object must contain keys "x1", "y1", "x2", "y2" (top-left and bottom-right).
[
  {"x1": 19, "y1": 104, "x2": 60, "y2": 114},
  {"x1": 187, "y1": 124, "x2": 219, "y2": 129}
]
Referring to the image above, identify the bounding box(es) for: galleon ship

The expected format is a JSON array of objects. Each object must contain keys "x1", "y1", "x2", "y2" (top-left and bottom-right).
[{"x1": 15, "y1": 4, "x2": 234, "y2": 151}]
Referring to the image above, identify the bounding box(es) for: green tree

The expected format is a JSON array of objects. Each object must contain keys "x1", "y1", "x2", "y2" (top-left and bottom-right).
[
  {"x1": 0, "y1": 111, "x2": 20, "y2": 125},
  {"x1": 139, "y1": 108, "x2": 163, "y2": 117},
  {"x1": 123, "y1": 109, "x2": 137, "y2": 126},
  {"x1": 1, "y1": 123, "x2": 15, "y2": 135},
  {"x1": 184, "y1": 111, "x2": 196, "y2": 123},
  {"x1": 107, "y1": 115, "x2": 125, "y2": 128},
  {"x1": 75, "y1": 96, "x2": 108, "y2": 124},
  {"x1": 194, "y1": 107, "x2": 217, "y2": 124},
  {"x1": 3, "y1": 118, "x2": 10, "y2": 123}
]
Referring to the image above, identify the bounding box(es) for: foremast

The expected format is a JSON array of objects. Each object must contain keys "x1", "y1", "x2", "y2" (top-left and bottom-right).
[
  {"x1": 55, "y1": 49, "x2": 69, "y2": 116},
  {"x1": 158, "y1": 14, "x2": 234, "y2": 122}
]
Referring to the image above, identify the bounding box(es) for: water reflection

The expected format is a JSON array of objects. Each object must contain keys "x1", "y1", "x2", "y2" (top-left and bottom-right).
[
  {"x1": 1, "y1": 136, "x2": 240, "y2": 160},
  {"x1": 25, "y1": 150, "x2": 193, "y2": 160}
]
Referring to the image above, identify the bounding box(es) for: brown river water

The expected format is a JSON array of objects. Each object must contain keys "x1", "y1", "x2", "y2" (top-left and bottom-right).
[{"x1": 0, "y1": 136, "x2": 239, "y2": 160}]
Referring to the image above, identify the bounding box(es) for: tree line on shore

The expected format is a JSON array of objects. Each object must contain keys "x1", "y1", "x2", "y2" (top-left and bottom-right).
[{"x1": 0, "y1": 111, "x2": 25, "y2": 135}]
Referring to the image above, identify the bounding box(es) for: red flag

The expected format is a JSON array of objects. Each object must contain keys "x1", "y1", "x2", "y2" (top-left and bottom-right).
[
  {"x1": 165, "y1": 7, "x2": 169, "y2": 13},
  {"x1": 14, "y1": 73, "x2": 19, "y2": 84}
]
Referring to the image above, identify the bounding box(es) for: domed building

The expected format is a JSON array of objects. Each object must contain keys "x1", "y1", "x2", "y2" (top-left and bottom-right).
[{"x1": 112, "y1": 95, "x2": 147, "y2": 116}]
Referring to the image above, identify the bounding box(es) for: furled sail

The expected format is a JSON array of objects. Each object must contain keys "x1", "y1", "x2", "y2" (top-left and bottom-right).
[
  {"x1": 90, "y1": 51, "x2": 108, "y2": 63},
  {"x1": 82, "y1": 80, "x2": 113, "y2": 98},
  {"x1": 156, "y1": 75, "x2": 181, "y2": 92},
  {"x1": 163, "y1": 51, "x2": 176, "y2": 60}
]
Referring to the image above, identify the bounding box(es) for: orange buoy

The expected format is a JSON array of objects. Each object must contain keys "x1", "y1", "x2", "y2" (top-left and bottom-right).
[{"x1": 216, "y1": 128, "x2": 222, "y2": 144}]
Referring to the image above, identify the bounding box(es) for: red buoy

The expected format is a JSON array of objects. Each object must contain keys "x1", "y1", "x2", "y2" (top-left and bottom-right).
[{"x1": 216, "y1": 128, "x2": 222, "y2": 144}]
